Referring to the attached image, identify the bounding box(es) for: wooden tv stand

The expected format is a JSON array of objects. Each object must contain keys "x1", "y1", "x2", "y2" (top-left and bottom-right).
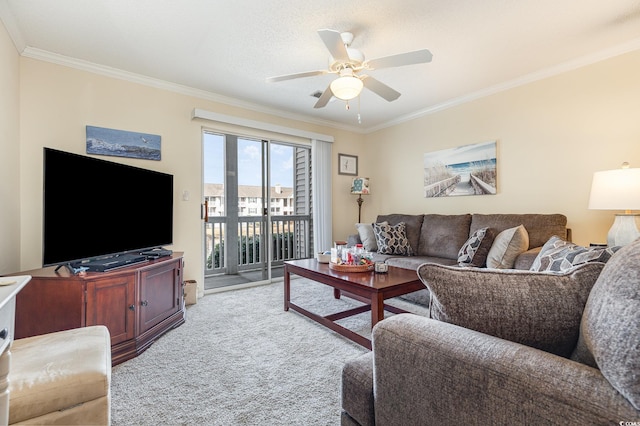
[{"x1": 13, "y1": 253, "x2": 185, "y2": 366}]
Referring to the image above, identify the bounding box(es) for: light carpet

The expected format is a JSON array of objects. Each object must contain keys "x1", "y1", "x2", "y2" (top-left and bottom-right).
[{"x1": 111, "y1": 277, "x2": 427, "y2": 425}]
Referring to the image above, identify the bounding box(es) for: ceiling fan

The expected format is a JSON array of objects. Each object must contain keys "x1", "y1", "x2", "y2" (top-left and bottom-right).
[{"x1": 266, "y1": 29, "x2": 433, "y2": 109}]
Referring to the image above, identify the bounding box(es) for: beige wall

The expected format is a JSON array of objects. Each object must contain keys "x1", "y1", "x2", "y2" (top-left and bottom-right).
[
  {"x1": 4, "y1": 13, "x2": 640, "y2": 281},
  {"x1": 364, "y1": 49, "x2": 640, "y2": 247},
  {"x1": 16, "y1": 57, "x2": 363, "y2": 292},
  {"x1": 0, "y1": 20, "x2": 20, "y2": 274}
]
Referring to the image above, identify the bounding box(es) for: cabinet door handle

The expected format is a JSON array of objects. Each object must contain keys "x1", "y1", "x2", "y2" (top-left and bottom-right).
[
  {"x1": 0, "y1": 328, "x2": 8, "y2": 340},
  {"x1": 128, "y1": 304, "x2": 135, "y2": 311},
  {"x1": 140, "y1": 300, "x2": 149, "y2": 306}
]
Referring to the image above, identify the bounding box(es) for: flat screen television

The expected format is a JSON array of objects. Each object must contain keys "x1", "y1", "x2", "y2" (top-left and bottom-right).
[{"x1": 43, "y1": 147, "x2": 174, "y2": 267}]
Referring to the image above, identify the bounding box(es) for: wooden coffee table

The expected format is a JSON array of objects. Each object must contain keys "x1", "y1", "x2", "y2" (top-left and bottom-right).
[{"x1": 284, "y1": 258, "x2": 425, "y2": 349}]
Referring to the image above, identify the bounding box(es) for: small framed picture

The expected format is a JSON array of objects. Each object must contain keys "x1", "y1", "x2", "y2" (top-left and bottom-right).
[{"x1": 338, "y1": 153, "x2": 358, "y2": 176}]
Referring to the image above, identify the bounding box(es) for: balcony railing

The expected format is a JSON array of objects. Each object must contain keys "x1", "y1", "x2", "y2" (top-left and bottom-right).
[{"x1": 205, "y1": 214, "x2": 312, "y2": 276}]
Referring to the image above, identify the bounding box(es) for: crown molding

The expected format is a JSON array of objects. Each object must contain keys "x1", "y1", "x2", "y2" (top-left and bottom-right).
[
  {"x1": 16, "y1": 33, "x2": 640, "y2": 136},
  {"x1": 367, "y1": 37, "x2": 640, "y2": 133},
  {"x1": 20, "y1": 47, "x2": 365, "y2": 135}
]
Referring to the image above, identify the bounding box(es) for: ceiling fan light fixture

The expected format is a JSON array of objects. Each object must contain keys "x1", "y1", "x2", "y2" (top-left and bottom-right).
[
  {"x1": 330, "y1": 70, "x2": 363, "y2": 101},
  {"x1": 266, "y1": 29, "x2": 432, "y2": 110}
]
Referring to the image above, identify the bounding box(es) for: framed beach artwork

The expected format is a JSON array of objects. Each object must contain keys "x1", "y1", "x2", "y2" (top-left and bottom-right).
[
  {"x1": 86, "y1": 126, "x2": 161, "y2": 161},
  {"x1": 423, "y1": 141, "x2": 497, "y2": 198}
]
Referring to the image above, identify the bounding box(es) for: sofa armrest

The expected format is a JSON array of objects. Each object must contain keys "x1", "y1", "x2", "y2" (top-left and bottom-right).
[
  {"x1": 341, "y1": 352, "x2": 374, "y2": 426},
  {"x1": 372, "y1": 314, "x2": 639, "y2": 425}
]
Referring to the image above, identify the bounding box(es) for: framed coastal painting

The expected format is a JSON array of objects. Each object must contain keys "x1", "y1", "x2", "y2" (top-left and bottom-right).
[
  {"x1": 338, "y1": 153, "x2": 358, "y2": 176},
  {"x1": 423, "y1": 141, "x2": 497, "y2": 198},
  {"x1": 86, "y1": 126, "x2": 161, "y2": 161}
]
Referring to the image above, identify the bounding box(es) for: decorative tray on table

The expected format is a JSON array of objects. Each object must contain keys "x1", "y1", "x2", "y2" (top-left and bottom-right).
[{"x1": 328, "y1": 262, "x2": 374, "y2": 273}]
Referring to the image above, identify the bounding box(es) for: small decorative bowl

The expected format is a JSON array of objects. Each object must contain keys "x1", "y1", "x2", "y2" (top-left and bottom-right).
[
  {"x1": 375, "y1": 262, "x2": 389, "y2": 273},
  {"x1": 317, "y1": 252, "x2": 331, "y2": 263}
]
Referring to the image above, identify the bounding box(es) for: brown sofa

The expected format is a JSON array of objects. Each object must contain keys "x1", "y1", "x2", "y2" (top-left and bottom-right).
[{"x1": 349, "y1": 213, "x2": 569, "y2": 306}]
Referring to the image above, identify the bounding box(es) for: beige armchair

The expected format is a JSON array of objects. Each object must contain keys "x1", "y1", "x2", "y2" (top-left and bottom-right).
[{"x1": 9, "y1": 326, "x2": 111, "y2": 425}]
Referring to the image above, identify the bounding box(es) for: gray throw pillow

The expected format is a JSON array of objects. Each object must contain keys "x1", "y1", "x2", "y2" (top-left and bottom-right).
[
  {"x1": 570, "y1": 238, "x2": 640, "y2": 410},
  {"x1": 373, "y1": 222, "x2": 413, "y2": 256},
  {"x1": 486, "y1": 224, "x2": 529, "y2": 269},
  {"x1": 530, "y1": 235, "x2": 621, "y2": 272},
  {"x1": 457, "y1": 227, "x2": 495, "y2": 267},
  {"x1": 416, "y1": 262, "x2": 604, "y2": 357},
  {"x1": 355, "y1": 222, "x2": 387, "y2": 252}
]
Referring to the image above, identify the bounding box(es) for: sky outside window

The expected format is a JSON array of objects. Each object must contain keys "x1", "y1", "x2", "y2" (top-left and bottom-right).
[{"x1": 204, "y1": 134, "x2": 294, "y2": 187}]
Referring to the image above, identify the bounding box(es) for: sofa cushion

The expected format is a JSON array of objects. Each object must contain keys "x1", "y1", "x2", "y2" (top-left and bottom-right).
[
  {"x1": 373, "y1": 222, "x2": 413, "y2": 256},
  {"x1": 458, "y1": 227, "x2": 495, "y2": 267},
  {"x1": 376, "y1": 214, "x2": 423, "y2": 256},
  {"x1": 416, "y1": 262, "x2": 604, "y2": 357},
  {"x1": 385, "y1": 255, "x2": 457, "y2": 271},
  {"x1": 355, "y1": 222, "x2": 388, "y2": 252},
  {"x1": 530, "y1": 235, "x2": 621, "y2": 272},
  {"x1": 486, "y1": 225, "x2": 529, "y2": 269},
  {"x1": 470, "y1": 213, "x2": 567, "y2": 249},
  {"x1": 570, "y1": 238, "x2": 640, "y2": 410},
  {"x1": 513, "y1": 248, "x2": 541, "y2": 270},
  {"x1": 417, "y1": 214, "x2": 472, "y2": 260}
]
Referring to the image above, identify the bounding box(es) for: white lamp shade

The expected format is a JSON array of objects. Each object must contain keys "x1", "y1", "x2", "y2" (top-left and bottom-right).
[
  {"x1": 588, "y1": 168, "x2": 640, "y2": 210},
  {"x1": 330, "y1": 76, "x2": 363, "y2": 101}
]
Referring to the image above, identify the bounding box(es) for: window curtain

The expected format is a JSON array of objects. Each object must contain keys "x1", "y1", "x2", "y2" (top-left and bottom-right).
[{"x1": 312, "y1": 139, "x2": 332, "y2": 254}]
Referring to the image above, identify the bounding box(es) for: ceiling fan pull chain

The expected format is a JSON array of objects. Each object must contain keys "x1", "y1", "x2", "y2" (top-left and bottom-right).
[
  {"x1": 345, "y1": 100, "x2": 350, "y2": 110},
  {"x1": 357, "y1": 96, "x2": 362, "y2": 124}
]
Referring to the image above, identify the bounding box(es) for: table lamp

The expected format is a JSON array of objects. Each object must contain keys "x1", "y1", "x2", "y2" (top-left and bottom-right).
[
  {"x1": 588, "y1": 162, "x2": 640, "y2": 246},
  {"x1": 351, "y1": 177, "x2": 370, "y2": 223}
]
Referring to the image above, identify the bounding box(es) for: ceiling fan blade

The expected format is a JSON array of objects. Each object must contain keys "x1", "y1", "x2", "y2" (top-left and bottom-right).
[
  {"x1": 313, "y1": 85, "x2": 333, "y2": 109},
  {"x1": 363, "y1": 77, "x2": 401, "y2": 102},
  {"x1": 317, "y1": 29, "x2": 350, "y2": 62},
  {"x1": 266, "y1": 70, "x2": 327, "y2": 83},
  {"x1": 365, "y1": 49, "x2": 433, "y2": 70}
]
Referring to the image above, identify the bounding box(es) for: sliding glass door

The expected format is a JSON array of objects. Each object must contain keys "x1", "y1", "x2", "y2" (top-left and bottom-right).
[{"x1": 203, "y1": 131, "x2": 312, "y2": 290}]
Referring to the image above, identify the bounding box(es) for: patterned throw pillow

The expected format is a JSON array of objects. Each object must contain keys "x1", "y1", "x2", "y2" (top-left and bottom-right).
[
  {"x1": 373, "y1": 222, "x2": 414, "y2": 256},
  {"x1": 530, "y1": 235, "x2": 621, "y2": 272},
  {"x1": 457, "y1": 227, "x2": 495, "y2": 267}
]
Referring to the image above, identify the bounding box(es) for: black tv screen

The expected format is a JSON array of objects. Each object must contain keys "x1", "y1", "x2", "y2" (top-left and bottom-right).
[{"x1": 43, "y1": 148, "x2": 174, "y2": 266}]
